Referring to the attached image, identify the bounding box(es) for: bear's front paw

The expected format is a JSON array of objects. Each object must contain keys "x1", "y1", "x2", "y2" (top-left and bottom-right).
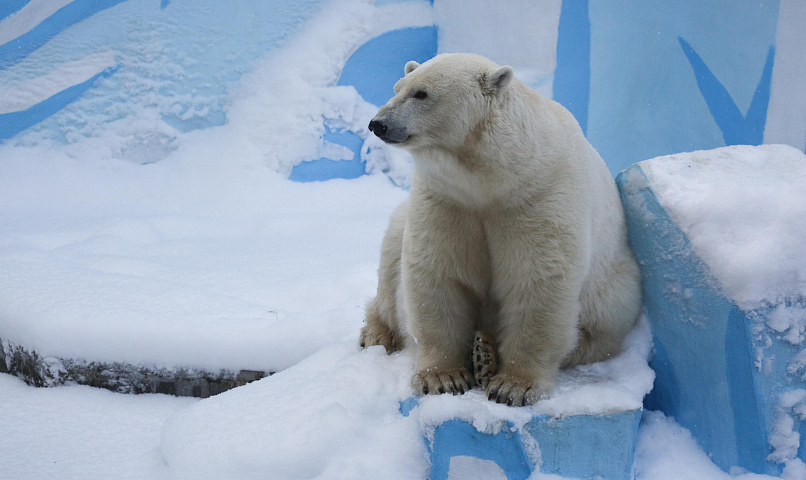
[
  {"x1": 412, "y1": 367, "x2": 474, "y2": 396},
  {"x1": 359, "y1": 322, "x2": 402, "y2": 354},
  {"x1": 485, "y1": 372, "x2": 551, "y2": 407}
]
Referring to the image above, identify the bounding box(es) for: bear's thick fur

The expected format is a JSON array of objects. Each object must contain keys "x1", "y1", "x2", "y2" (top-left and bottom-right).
[{"x1": 360, "y1": 53, "x2": 641, "y2": 406}]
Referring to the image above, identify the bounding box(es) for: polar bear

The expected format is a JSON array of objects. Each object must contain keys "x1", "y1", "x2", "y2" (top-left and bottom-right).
[{"x1": 359, "y1": 53, "x2": 641, "y2": 406}]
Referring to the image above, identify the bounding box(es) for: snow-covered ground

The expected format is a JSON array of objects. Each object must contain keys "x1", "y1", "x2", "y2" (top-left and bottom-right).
[
  {"x1": 0, "y1": 148, "x2": 407, "y2": 372},
  {"x1": 0, "y1": 357, "x2": 788, "y2": 480}
]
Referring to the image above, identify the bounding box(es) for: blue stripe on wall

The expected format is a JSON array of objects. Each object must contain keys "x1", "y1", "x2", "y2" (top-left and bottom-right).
[
  {"x1": 679, "y1": 37, "x2": 775, "y2": 146},
  {"x1": 0, "y1": 0, "x2": 129, "y2": 69},
  {"x1": 553, "y1": 0, "x2": 590, "y2": 134},
  {"x1": 0, "y1": 65, "x2": 117, "y2": 141},
  {"x1": 0, "y1": 0, "x2": 30, "y2": 21}
]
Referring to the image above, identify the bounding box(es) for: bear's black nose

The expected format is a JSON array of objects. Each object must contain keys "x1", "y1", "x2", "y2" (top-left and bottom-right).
[{"x1": 368, "y1": 120, "x2": 387, "y2": 137}]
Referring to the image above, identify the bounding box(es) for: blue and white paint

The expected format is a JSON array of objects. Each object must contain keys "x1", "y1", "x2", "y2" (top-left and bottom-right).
[{"x1": 0, "y1": 0, "x2": 324, "y2": 158}]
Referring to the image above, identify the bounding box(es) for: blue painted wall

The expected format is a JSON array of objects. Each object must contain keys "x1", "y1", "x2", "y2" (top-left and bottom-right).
[
  {"x1": 1, "y1": 0, "x2": 803, "y2": 175},
  {"x1": 586, "y1": 0, "x2": 782, "y2": 174},
  {"x1": 289, "y1": 26, "x2": 437, "y2": 182}
]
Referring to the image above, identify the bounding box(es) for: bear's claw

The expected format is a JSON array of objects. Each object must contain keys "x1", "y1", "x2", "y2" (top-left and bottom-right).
[
  {"x1": 412, "y1": 367, "x2": 474, "y2": 397},
  {"x1": 485, "y1": 372, "x2": 549, "y2": 407}
]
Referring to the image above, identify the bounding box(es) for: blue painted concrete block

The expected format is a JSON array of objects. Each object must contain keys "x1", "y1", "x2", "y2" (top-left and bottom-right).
[
  {"x1": 431, "y1": 420, "x2": 533, "y2": 480},
  {"x1": 402, "y1": 399, "x2": 642, "y2": 479},
  {"x1": 617, "y1": 164, "x2": 806, "y2": 476},
  {"x1": 525, "y1": 412, "x2": 642, "y2": 479}
]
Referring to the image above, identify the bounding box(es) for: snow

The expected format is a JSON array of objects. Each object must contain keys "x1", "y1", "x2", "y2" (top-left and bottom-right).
[
  {"x1": 0, "y1": 372, "x2": 195, "y2": 480},
  {"x1": 0, "y1": 336, "x2": 786, "y2": 479},
  {"x1": 415, "y1": 314, "x2": 655, "y2": 439},
  {"x1": 161, "y1": 344, "x2": 428, "y2": 480},
  {"x1": 640, "y1": 144, "x2": 806, "y2": 310},
  {"x1": 159, "y1": 316, "x2": 652, "y2": 479},
  {"x1": 633, "y1": 411, "x2": 792, "y2": 480},
  {"x1": 0, "y1": 146, "x2": 406, "y2": 371},
  {"x1": 0, "y1": 0, "x2": 435, "y2": 373},
  {"x1": 768, "y1": 389, "x2": 806, "y2": 475}
]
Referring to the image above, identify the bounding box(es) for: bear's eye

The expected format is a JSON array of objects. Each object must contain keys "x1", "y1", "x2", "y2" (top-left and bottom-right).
[{"x1": 413, "y1": 90, "x2": 428, "y2": 100}]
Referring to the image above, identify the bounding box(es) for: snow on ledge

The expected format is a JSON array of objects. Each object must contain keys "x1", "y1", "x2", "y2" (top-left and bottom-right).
[{"x1": 639, "y1": 144, "x2": 806, "y2": 310}]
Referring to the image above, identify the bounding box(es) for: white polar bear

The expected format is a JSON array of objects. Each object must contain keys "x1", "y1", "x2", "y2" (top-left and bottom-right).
[{"x1": 359, "y1": 53, "x2": 641, "y2": 406}]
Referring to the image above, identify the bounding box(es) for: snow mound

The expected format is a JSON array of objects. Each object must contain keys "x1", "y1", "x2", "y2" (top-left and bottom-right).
[{"x1": 160, "y1": 344, "x2": 429, "y2": 480}]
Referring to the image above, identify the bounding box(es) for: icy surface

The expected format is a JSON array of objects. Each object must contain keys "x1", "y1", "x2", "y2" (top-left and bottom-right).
[{"x1": 640, "y1": 144, "x2": 806, "y2": 310}]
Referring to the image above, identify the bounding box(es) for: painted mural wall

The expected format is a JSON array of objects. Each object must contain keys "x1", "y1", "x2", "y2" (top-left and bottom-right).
[{"x1": 1, "y1": 0, "x2": 804, "y2": 178}]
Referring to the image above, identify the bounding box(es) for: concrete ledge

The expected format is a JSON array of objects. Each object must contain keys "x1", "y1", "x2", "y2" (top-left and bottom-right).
[
  {"x1": 402, "y1": 398, "x2": 642, "y2": 480},
  {"x1": 0, "y1": 337, "x2": 270, "y2": 398}
]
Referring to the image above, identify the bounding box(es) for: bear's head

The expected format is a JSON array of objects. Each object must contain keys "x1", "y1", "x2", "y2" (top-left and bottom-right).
[{"x1": 368, "y1": 53, "x2": 513, "y2": 152}]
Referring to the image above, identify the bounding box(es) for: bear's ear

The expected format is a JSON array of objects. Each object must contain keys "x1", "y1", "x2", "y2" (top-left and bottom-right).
[
  {"x1": 404, "y1": 61, "x2": 420, "y2": 75},
  {"x1": 481, "y1": 66, "x2": 514, "y2": 95}
]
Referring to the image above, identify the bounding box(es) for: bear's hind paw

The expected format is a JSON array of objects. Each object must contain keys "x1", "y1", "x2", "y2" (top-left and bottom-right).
[{"x1": 472, "y1": 330, "x2": 498, "y2": 389}]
